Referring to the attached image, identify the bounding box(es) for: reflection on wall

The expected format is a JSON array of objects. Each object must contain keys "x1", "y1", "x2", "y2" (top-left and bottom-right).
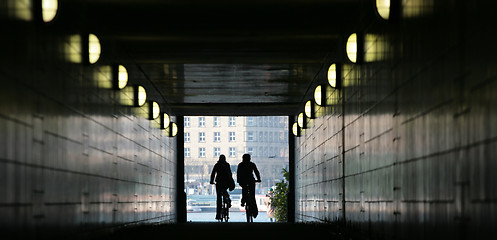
[
  {"x1": 295, "y1": 1, "x2": 497, "y2": 240},
  {"x1": 402, "y1": 0, "x2": 434, "y2": 18},
  {"x1": 364, "y1": 34, "x2": 391, "y2": 63},
  {"x1": 94, "y1": 65, "x2": 113, "y2": 89},
  {"x1": 0, "y1": 17, "x2": 177, "y2": 239},
  {"x1": 7, "y1": 0, "x2": 32, "y2": 21},
  {"x1": 65, "y1": 34, "x2": 82, "y2": 63}
]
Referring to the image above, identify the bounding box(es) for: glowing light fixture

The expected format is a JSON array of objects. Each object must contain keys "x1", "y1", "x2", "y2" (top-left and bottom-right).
[
  {"x1": 297, "y1": 112, "x2": 304, "y2": 128},
  {"x1": 162, "y1": 113, "x2": 170, "y2": 129},
  {"x1": 151, "y1": 101, "x2": 160, "y2": 120},
  {"x1": 328, "y1": 64, "x2": 338, "y2": 88},
  {"x1": 314, "y1": 85, "x2": 322, "y2": 106},
  {"x1": 376, "y1": 0, "x2": 390, "y2": 20},
  {"x1": 88, "y1": 34, "x2": 101, "y2": 64},
  {"x1": 346, "y1": 33, "x2": 358, "y2": 63},
  {"x1": 305, "y1": 100, "x2": 313, "y2": 118},
  {"x1": 171, "y1": 123, "x2": 178, "y2": 137},
  {"x1": 136, "y1": 85, "x2": 147, "y2": 106},
  {"x1": 118, "y1": 65, "x2": 128, "y2": 89},
  {"x1": 42, "y1": 0, "x2": 58, "y2": 22},
  {"x1": 292, "y1": 122, "x2": 299, "y2": 137}
]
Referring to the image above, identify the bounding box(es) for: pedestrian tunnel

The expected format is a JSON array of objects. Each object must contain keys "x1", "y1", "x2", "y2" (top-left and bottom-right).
[{"x1": 1, "y1": 0, "x2": 497, "y2": 240}]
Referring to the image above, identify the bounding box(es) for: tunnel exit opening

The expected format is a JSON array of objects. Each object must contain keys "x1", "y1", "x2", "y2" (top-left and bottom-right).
[{"x1": 181, "y1": 116, "x2": 290, "y2": 222}]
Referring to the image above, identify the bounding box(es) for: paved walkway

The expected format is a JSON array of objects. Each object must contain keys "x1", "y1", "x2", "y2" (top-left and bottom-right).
[{"x1": 103, "y1": 222, "x2": 343, "y2": 240}]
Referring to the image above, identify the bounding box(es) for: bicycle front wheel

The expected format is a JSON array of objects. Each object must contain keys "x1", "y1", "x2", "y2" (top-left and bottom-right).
[{"x1": 223, "y1": 206, "x2": 229, "y2": 222}]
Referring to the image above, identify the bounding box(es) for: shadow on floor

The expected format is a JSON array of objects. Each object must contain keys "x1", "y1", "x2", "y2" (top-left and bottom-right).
[{"x1": 100, "y1": 222, "x2": 345, "y2": 240}]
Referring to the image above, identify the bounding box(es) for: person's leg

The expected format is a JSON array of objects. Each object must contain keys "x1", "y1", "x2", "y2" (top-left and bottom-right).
[
  {"x1": 249, "y1": 182, "x2": 258, "y2": 217},
  {"x1": 215, "y1": 185, "x2": 222, "y2": 219},
  {"x1": 241, "y1": 186, "x2": 248, "y2": 207}
]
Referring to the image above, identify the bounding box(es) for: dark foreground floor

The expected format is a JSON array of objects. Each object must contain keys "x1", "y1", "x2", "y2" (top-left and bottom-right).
[{"x1": 99, "y1": 222, "x2": 343, "y2": 240}]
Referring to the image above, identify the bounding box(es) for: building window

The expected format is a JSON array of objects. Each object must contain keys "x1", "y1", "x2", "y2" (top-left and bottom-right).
[
  {"x1": 184, "y1": 148, "x2": 190, "y2": 158},
  {"x1": 214, "y1": 147, "x2": 220, "y2": 157},
  {"x1": 247, "y1": 147, "x2": 254, "y2": 156},
  {"x1": 259, "y1": 132, "x2": 263, "y2": 142},
  {"x1": 247, "y1": 132, "x2": 254, "y2": 142},
  {"x1": 247, "y1": 117, "x2": 255, "y2": 126},
  {"x1": 214, "y1": 132, "x2": 221, "y2": 142},
  {"x1": 229, "y1": 147, "x2": 236, "y2": 157},
  {"x1": 214, "y1": 117, "x2": 220, "y2": 127},
  {"x1": 199, "y1": 132, "x2": 205, "y2": 142},
  {"x1": 199, "y1": 117, "x2": 205, "y2": 127},
  {"x1": 199, "y1": 147, "x2": 206, "y2": 157},
  {"x1": 184, "y1": 117, "x2": 190, "y2": 127},
  {"x1": 229, "y1": 132, "x2": 236, "y2": 142},
  {"x1": 229, "y1": 117, "x2": 236, "y2": 126},
  {"x1": 184, "y1": 132, "x2": 190, "y2": 143}
]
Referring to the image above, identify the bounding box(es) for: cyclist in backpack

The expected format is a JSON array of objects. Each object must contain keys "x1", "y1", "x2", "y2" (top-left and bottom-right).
[{"x1": 237, "y1": 154, "x2": 261, "y2": 218}]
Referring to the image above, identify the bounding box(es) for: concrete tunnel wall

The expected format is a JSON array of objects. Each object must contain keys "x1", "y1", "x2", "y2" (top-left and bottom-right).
[
  {"x1": 0, "y1": 17, "x2": 177, "y2": 239},
  {"x1": 294, "y1": 1, "x2": 497, "y2": 240},
  {"x1": 1, "y1": 1, "x2": 497, "y2": 240}
]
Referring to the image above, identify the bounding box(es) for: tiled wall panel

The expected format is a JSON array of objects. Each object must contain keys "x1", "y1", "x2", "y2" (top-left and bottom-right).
[
  {"x1": 295, "y1": 1, "x2": 497, "y2": 239},
  {"x1": 0, "y1": 19, "x2": 177, "y2": 239}
]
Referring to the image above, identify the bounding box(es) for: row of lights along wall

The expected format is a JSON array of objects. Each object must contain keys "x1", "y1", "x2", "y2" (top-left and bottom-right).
[
  {"x1": 28, "y1": 0, "x2": 178, "y2": 137},
  {"x1": 292, "y1": 0, "x2": 396, "y2": 137}
]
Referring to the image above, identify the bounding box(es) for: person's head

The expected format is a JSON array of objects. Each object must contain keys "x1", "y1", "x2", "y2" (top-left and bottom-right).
[
  {"x1": 242, "y1": 154, "x2": 251, "y2": 162},
  {"x1": 219, "y1": 154, "x2": 226, "y2": 162}
]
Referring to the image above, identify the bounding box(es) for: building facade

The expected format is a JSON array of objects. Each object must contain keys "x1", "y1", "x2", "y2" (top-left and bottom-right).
[{"x1": 184, "y1": 116, "x2": 289, "y2": 194}]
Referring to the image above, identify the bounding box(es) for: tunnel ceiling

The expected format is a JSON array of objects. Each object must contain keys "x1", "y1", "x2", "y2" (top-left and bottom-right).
[{"x1": 56, "y1": 0, "x2": 363, "y2": 116}]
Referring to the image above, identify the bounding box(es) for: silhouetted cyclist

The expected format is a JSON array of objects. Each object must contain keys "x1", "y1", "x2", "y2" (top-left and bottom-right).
[
  {"x1": 237, "y1": 154, "x2": 261, "y2": 219},
  {"x1": 210, "y1": 154, "x2": 235, "y2": 220}
]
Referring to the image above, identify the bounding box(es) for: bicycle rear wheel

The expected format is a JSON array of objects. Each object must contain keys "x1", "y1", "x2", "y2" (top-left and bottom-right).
[
  {"x1": 223, "y1": 205, "x2": 229, "y2": 222},
  {"x1": 245, "y1": 204, "x2": 253, "y2": 222}
]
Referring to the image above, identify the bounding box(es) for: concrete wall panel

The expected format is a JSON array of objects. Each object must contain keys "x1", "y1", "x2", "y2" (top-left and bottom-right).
[
  {"x1": 295, "y1": 1, "x2": 497, "y2": 239},
  {"x1": 0, "y1": 20, "x2": 177, "y2": 239}
]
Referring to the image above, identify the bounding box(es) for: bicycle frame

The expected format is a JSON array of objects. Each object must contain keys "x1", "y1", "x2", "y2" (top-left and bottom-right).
[
  {"x1": 243, "y1": 182, "x2": 258, "y2": 223},
  {"x1": 219, "y1": 191, "x2": 230, "y2": 222}
]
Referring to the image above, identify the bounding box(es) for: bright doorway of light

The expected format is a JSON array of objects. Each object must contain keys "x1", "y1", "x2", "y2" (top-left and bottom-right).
[{"x1": 183, "y1": 116, "x2": 289, "y2": 222}]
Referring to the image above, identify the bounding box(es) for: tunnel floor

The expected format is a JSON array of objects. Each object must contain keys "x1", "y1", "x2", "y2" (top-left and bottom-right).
[{"x1": 100, "y1": 222, "x2": 342, "y2": 240}]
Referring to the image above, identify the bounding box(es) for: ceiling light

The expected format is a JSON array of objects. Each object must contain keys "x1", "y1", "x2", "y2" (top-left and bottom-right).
[
  {"x1": 150, "y1": 101, "x2": 160, "y2": 120},
  {"x1": 162, "y1": 113, "x2": 170, "y2": 129},
  {"x1": 88, "y1": 34, "x2": 101, "y2": 64},
  {"x1": 136, "y1": 85, "x2": 147, "y2": 107},
  {"x1": 346, "y1": 33, "x2": 358, "y2": 63},
  {"x1": 305, "y1": 100, "x2": 313, "y2": 118},
  {"x1": 118, "y1": 65, "x2": 128, "y2": 89},
  {"x1": 42, "y1": 0, "x2": 58, "y2": 22},
  {"x1": 292, "y1": 122, "x2": 300, "y2": 137},
  {"x1": 297, "y1": 112, "x2": 305, "y2": 128},
  {"x1": 314, "y1": 85, "x2": 322, "y2": 106},
  {"x1": 376, "y1": 0, "x2": 390, "y2": 20},
  {"x1": 171, "y1": 123, "x2": 178, "y2": 137}
]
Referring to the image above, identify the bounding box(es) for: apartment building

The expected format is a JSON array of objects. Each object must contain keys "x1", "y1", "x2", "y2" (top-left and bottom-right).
[{"x1": 184, "y1": 116, "x2": 289, "y2": 193}]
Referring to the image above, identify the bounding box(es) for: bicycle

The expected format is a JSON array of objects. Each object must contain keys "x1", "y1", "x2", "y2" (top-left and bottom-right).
[
  {"x1": 219, "y1": 190, "x2": 231, "y2": 222},
  {"x1": 243, "y1": 180, "x2": 260, "y2": 223}
]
